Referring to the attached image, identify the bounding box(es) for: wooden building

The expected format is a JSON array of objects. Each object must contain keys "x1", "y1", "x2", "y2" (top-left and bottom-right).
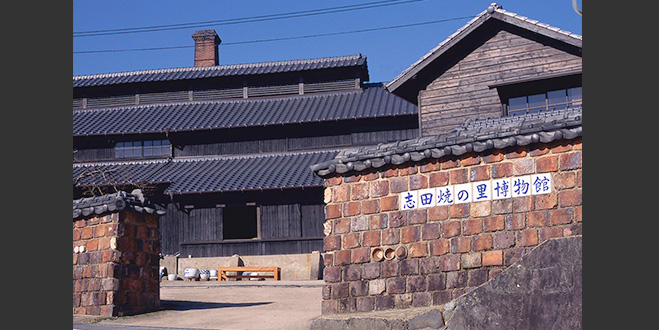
[{"x1": 73, "y1": 30, "x2": 418, "y2": 257}]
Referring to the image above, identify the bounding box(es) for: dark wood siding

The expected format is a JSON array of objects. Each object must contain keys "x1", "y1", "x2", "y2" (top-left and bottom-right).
[
  {"x1": 158, "y1": 189, "x2": 326, "y2": 257},
  {"x1": 418, "y1": 23, "x2": 582, "y2": 136}
]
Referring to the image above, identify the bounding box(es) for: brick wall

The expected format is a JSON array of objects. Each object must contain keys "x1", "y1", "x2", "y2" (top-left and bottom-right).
[
  {"x1": 73, "y1": 210, "x2": 161, "y2": 316},
  {"x1": 320, "y1": 137, "x2": 582, "y2": 314}
]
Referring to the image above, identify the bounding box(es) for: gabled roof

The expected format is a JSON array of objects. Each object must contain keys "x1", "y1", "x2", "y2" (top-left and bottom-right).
[
  {"x1": 311, "y1": 106, "x2": 582, "y2": 176},
  {"x1": 74, "y1": 149, "x2": 339, "y2": 194},
  {"x1": 73, "y1": 84, "x2": 417, "y2": 137},
  {"x1": 386, "y1": 2, "x2": 582, "y2": 93},
  {"x1": 73, "y1": 54, "x2": 367, "y2": 88}
]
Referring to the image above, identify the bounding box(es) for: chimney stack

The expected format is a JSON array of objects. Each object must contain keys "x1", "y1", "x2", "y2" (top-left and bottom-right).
[{"x1": 192, "y1": 30, "x2": 221, "y2": 67}]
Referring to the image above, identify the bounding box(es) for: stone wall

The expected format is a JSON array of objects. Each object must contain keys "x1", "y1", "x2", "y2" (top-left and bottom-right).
[
  {"x1": 73, "y1": 210, "x2": 161, "y2": 316},
  {"x1": 320, "y1": 137, "x2": 582, "y2": 314}
]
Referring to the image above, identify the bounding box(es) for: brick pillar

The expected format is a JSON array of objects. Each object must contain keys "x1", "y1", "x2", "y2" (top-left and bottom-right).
[{"x1": 192, "y1": 30, "x2": 221, "y2": 67}]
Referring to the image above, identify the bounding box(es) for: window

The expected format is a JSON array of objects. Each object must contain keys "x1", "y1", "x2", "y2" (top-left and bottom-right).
[
  {"x1": 507, "y1": 87, "x2": 582, "y2": 116},
  {"x1": 115, "y1": 139, "x2": 171, "y2": 158},
  {"x1": 223, "y1": 205, "x2": 258, "y2": 240}
]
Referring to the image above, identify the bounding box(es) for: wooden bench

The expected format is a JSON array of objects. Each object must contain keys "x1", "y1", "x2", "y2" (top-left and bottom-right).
[{"x1": 217, "y1": 266, "x2": 281, "y2": 281}]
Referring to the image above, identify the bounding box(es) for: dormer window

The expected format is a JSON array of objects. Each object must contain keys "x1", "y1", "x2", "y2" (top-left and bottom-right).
[
  {"x1": 508, "y1": 87, "x2": 582, "y2": 116},
  {"x1": 115, "y1": 139, "x2": 171, "y2": 159}
]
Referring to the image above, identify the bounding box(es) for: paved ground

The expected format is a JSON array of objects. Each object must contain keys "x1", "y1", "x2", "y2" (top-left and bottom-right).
[{"x1": 73, "y1": 280, "x2": 323, "y2": 330}]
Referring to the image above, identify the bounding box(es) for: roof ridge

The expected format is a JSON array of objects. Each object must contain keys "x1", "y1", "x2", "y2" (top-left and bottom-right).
[{"x1": 73, "y1": 54, "x2": 364, "y2": 80}]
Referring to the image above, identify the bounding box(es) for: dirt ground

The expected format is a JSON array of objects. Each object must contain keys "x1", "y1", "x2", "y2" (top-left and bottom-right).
[{"x1": 93, "y1": 280, "x2": 323, "y2": 330}]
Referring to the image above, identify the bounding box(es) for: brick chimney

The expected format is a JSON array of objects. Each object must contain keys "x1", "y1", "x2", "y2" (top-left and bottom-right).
[{"x1": 192, "y1": 30, "x2": 221, "y2": 67}]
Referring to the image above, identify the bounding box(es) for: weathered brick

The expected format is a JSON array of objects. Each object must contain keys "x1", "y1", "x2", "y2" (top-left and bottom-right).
[
  {"x1": 550, "y1": 208, "x2": 573, "y2": 225},
  {"x1": 407, "y1": 275, "x2": 426, "y2": 292},
  {"x1": 351, "y1": 183, "x2": 369, "y2": 200},
  {"x1": 334, "y1": 250, "x2": 351, "y2": 266},
  {"x1": 506, "y1": 146, "x2": 527, "y2": 159},
  {"x1": 429, "y1": 239, "x2": 450, "y2": 256},
  {"x1": 429, "y1": 172, "x2": 449, "y2": 187},
  {"x1": 559, "y1": 189, "x2": 582, "y2": 207},
  {"x1": 442, "y1": 221, "x2": 461, "y2": 238},
  {"x1": 467, "y1": 269, "x2": 489, "y2": 287},
  {"x1": 512, "y1": 158, "x2": 534, "y2": 175},
  {"x1": 81, "y1": 227, "x2": 94, "y2": 240},
  {"x1": 482, "y1": 250, "x2": 503, "y2": 266},
  {"x1": 390, "y1": 177, "x2": 408, "y2": 193},
  {"x1": 483, "y1": 149, "x2": 505, "y2": 163},
  {"x1": 375, "y1": 295, "x2": 394, "y2": 310},
  {"x1": 342, "y1": 232, "x2": 360, "y2": 249},
  {"x1": 428, "y1": 205, "x2": 448, "y2": 221},
  {"x1": 427, "y1": 273, "x2": 446, "y2": 291},
  {"x1": 420, "y1": 159, "x2": 440, "y2": 173},
  {"x1": 332, "y1": 185, "x2": 350, "y2": 202},
  {"x1": 389, "y1": 211, "x2": 406, "y2": 227},
  {"x1": 550, "y1": 140, "x2": 572, "y2": 153},
  {"x1": 324, "y1": 235, "x2": 341, "y2": 252},
  {"x1": 380, "y1": 196, "x2": 398, "y2": 211},
  {"x1": 356, "y1": 296, "x2": 375, "y2": 312},
  {"x1": 362, "y1": 171, "x2": 379, "y2": 181},
  {"x1": 460, "y1": 152, "x2": 480, "y2": 166},
  {"x1": 504, "y1": 247, "x2": 525, "y2": 266},
  {"x1": 333, "y1": 218, "x2": 351, "y2": 234},
  {"x1": 560, "y1": 151, "x2": 581, "y2": 171},
  {"x1": 491, "y1": 162, "x2": 513, "y2": 178},
  {"x1": 386, "y1": 277, "x2": 406, "y2": 294},
  {"x1": 419, "y1": 257, "x2": 438, "y2": 274},
  {"x1": 381, "y1": 228, "x2": 400, "y2": 245},
  {"x1": 363, "y1": 262, "x2": 380, "y2": 279},
  {"x1": 421, "y1": 223, "x2": 441, "y2": 240},
  {"x1": 351, "y1": 215, "x2": 369, "y2": 232},
  {"x1": 450, "y1": 237, "x2": 471, "y2": 253},
  {"x1": 401, "y1": 226, "x2": 420, "y2": 244},
  {"x1": 535, "y1": 192, "x2": 558, "y2": 210},
  {"x1": 325, "y1": 204, "x2": 342, "y2": 219},
  {"x1": 536, "y1": 155, "x2": 558, "y2": 173},
  {"x1": 492, "y1": 198, "x2": 512, "y2": 215},
  {"x1": 470, "y1": 201, "x2": 491, "y2": 217},
  {"x1": 412, "y1": 292, "x2": 432, "y2": 307},
  {"x1": 484, "y1": 215, "x2": 505, "y2": 232},
  {"x1": 321, "y1": 300, "x2": 338, "y2": 314},
  {"x1": 351, "y1": 247, "x2": 370, "y2": 264},
  {"x1": 369, "y1": 181, "x2": 389, "y2": 198},
  {"x1": 449, "y1": 168, "x2": 468, "y2": 184},
  {"x1": 381, "y1": 260, "x2": 399, "y2": 277},
  {"x1": 363, "y1": 231, "x2": 381, "y2": 247},
  {"x1": 361, "y1": 199, "x2": 378, "y2": 214},
  {"x1": 408, "y1": 242, "x2": 428, "y2": 258},
  {"x1": 553, "y1": 172, "x2": 576, "y2": 190},
  {"x1": 449, "y1": 204, "x2": 469, "y2": 218},
  {"x1": 470, "y1": 165, "x2": 490, "y2": 181},
  {"x1": 343, "y1": 202, "x2": 361, "y2": 217},
  {"x1": 331, "y1": 282, "x2": 350, "y2": 299},
  {"x1": 517, "y1": 229, "x2": 538, "y2": 247},
  {"x1": 432, "y1": 291, "x2": 452, "y2": 305},
  {"x1": 408, "y1": 209, "x2": 427, "y2": 224},
  {"x1": 527, "y1": 210, "x2": 549, "y2": 227},
  {"x1": 473, "y1": 234, "x2": 493, "y2": 251},
  {"x1": 461, "y1": 252, "x2": 482, "y2": 269},
  {"x1": 369, "y1": 279, "x2": 386, "y2": 295},
  {"x1": 369, "y1": 213, "x2": 388, "y2": 229},
  {"x1": 400, "y1": 258, "x2": 419, "y2": 275},
  {"x1": 441, "y1": 157, "x2": 459, "y2": 170},
  {"x1": 539, "y1": 226, "x2": 563, "y2": 242},
  {"x1": 512, "y1": 196, "x2": 534, "y2": 212},
  {"x1": 462, "y1": 218, "x2": 483, "y2": 236},
  {"x1": 446, "y1": 270, "x2": 467, "y2": 289},
  {"x1": 409, "y1": 174, "x2": 428, "y2": 190},
  {"x1": 343, "y1": 264, "x2": 362, "y2": 281},
  {"x1": 344, "y1": 174, "x2": 361, "y2": 183}
]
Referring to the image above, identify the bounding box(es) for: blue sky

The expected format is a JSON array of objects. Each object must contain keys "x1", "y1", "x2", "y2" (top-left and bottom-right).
[{"x1": 73, "y1": 0, "x2": 582, "y2": 83}]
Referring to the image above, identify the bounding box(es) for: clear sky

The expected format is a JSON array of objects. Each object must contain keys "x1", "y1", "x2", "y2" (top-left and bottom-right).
[{"x1": 73, "y1": 0, "x2": 582, "y2": 83}]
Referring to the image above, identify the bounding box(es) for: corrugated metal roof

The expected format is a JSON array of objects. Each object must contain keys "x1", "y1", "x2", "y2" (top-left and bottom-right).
[
  {"x1": 311, "y1": 106, "x2": 582, "y2": 176},
  {"x1": 73, "y1": 54, "x2": 366, "y2": 88},
  {"x1": 73, "y1": 149, "x2": 339, "y2": 194},
  {"x1": 73, "y1": 84, "x2": 417, "y2": 136}
]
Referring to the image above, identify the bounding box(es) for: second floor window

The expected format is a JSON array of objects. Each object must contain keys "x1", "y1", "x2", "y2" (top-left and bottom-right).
[
  {"x1": 116, "y1": 139, "x2": 171, "y2": 158},
  {"x1": 508, "y1": 87, "x2": 582, "y2": 116}
]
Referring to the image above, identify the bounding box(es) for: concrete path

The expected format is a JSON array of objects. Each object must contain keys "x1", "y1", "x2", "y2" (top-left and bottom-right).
[{"x1": 74, "y1": 280, "x2": 323, "y2": 330}]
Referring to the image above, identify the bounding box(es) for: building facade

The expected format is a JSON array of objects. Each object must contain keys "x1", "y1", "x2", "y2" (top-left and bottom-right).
[
  {"x1": 311, "y1": 3, "x2": 582, "y2": 314},
  {"x1": 73, "y1": 31, "x2": 418, "y2": 258}
]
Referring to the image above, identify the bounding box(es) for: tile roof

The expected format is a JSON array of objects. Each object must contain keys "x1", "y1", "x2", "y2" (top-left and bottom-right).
[
  {"x1": 74, "y1": 149, "x2": 340, "y2": 194},
  {"x1": 386, "y1": 3, "x2": 582, "y2": 93},
  {"x1": 73, "y1": 190, "x2": 166, "y2": 219},
  {"x1": 73, "y1": 84, "x2": 417, "y2": 136},
  {"x1": 73, "y1": 54, "x2": 367, "y2": 88},
  {"x1": 310, "y1": 106, "x2": 582, "y2": 177}
]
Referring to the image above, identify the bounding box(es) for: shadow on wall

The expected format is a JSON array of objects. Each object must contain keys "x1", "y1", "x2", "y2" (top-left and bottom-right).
[{"x1": 160, "y1": 300, "x2": 272, "y2": 311}]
